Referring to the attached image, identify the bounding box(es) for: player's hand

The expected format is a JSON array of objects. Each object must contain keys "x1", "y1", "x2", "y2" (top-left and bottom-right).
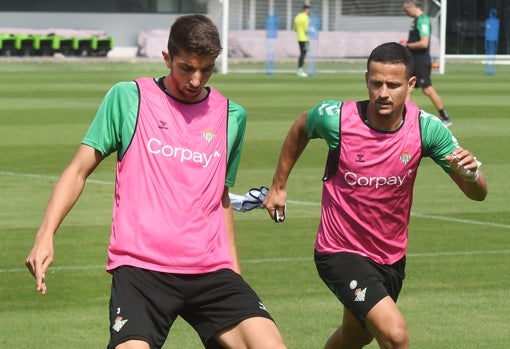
[
  {"x1": 445, "y1": 148, "x2": 481, "y2": 182},
  {"x1": 263, "y1": 187, "x2": 287, "y2": 223},
  {"x1": 25, "y1": 234, "x2": 54, "y2": 295},
  {"x1": 399, "y1": 39, "x2": 407, "y2": 46}
]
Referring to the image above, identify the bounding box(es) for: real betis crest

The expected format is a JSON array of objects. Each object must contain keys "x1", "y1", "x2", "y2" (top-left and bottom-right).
[
  {"x1": 202, "y1": 129, "x2": 216, "y2": 142},
  {"x1": 400, "y1": 151, "x2": 412, "y2": 164}
]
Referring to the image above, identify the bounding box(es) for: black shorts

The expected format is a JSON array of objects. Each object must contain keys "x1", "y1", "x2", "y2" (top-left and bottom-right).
[
  {"x1": 107, "y1": 266, "x2": 274, "y2": 349},
  {"x1": 314, "y1": 251, "x2": 406, "y2": 327},
  {"x1": 413, "y1": 57, "x2": 432, "y2": 88}
]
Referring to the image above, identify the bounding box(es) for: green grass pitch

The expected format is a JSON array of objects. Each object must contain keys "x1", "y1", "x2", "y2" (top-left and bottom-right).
[{"x1": 0, "y1": 59, "x2": 509, "y2": 348}]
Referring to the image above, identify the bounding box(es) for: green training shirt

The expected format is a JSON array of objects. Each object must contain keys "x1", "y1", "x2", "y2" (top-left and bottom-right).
[
  {"x1": 305, "y1": 100, "x2": 458, "y2": 173},
  {"x1": 82, "y1": 78, "x2": 247, "y2": 187}
]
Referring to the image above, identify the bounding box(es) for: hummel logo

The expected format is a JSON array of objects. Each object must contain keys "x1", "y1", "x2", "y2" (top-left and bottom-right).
[
  {"x1": 158, "y1": 120, "x2": 168, "y2": 129},
  {"x1": 112, "y1": 317, "x2": 128, "y2": 332},
  {"x1": 258, "y1": 301, "x2": 267, "y2": 311},
  {"x1": 354, "y1": 287, "x2": 367, "y2": 302},
  {"x1": 355, "y1": 153, "x2": 365, "y2": 162},
  {"x1": 318, "y1": 102, "x2": 339, "y2": 116}
]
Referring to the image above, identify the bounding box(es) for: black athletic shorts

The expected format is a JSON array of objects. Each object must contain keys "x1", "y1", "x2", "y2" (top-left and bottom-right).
[
  {"x1": 106, "y1": 266, "x2": 274, "y2": 349},
  {"x1": 413, "y1": 56, "x2": 432, "y2": 88},
  {"x1": 314, "y1": 251, "x2": 406, "y2": 327}
]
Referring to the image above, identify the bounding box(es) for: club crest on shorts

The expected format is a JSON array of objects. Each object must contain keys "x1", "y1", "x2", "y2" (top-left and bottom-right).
[
  {"x1": 112, "y1": 316, "x2": 128, "y2": 332},
  {"x1": 354, "y1": 287, "x2": 367, "y2": 302}
]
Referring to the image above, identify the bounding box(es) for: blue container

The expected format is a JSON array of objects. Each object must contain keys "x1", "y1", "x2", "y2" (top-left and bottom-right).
[
  {"x1": 265, "y1": 14, "x2": 279, "y2": 75},
  {"x1": 485, "y1": 8, "x2": 500, "y2": 75},
  {"x1": 306, "y1": 13, "x2": 320, "y2": 77}
]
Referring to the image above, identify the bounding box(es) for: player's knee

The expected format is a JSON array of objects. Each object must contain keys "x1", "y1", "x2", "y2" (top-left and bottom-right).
[
  {"x1": 422, "y1": 86, "x2": 434, "y2": 96},
  {"x1": 380, "y1": 323, "x2": 409, "y2": 349}
]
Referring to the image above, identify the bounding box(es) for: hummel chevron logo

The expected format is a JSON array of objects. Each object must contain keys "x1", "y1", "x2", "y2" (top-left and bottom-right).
[
  {"x1": 354, "y1": 287, "x2": 367, "y2": 302},
  {"x1": 318, "y1": 102, "x2": 339, "y2": 116}
]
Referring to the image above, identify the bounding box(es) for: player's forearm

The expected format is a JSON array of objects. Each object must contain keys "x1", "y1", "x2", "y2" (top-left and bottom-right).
[
  {"x1": 449, "y1": 171, "x2": 488, "y2": 201},
  {"x1": 37, "y1": 167, "x2": 87, "y2": 237},
  {"x1": 446, "y1": 150, "x2": 487, "y2": 201},
  {"x1": 461, "y1": 172, "x2": 487, "y2": 201}
]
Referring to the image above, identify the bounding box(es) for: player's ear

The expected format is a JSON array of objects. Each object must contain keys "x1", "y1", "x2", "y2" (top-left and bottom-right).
[
  {"x1": 162, "y1": 50, "x2": 172, "y2": 69},
  {"x1": 407, "y1": 75, "x2": 416, "y2": 93}
]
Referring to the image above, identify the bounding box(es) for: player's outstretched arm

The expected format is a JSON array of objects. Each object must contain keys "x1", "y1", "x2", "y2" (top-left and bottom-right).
[
  {"x1": 445, "y1": 147, "x2": 487, "y2": 201},
  {"x1": 264, "y1": 112, "x2": 310, "y2": 221},
  {"x1": 25, "y1": 144, "x2": 103, "y2": 294}
]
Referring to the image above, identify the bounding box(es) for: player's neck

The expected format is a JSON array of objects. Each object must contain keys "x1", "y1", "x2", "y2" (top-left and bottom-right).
[
  {"x1": 365, "y1": 116, "x2": 403, "y2": 132},
  {"x1": 363, "y1": 102, "x2": 404, "y2": 131}
]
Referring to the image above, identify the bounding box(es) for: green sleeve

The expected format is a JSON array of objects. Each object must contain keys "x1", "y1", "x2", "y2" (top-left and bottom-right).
[
  {"x1": 82, "y1": 81, "x2": 139, "y2": 160},
  {"x1": 416, "y1": 14, "x2": 431, "y2": 37},
  {"x1": 226, "y1": 100, "x2": 247, "y2": 187},
  {"x1": 306, "y1": 100, "x2": 342, "y2": 150},
  {"x1": 420, "y1": 110, "x2": 458, "y2": 173}
]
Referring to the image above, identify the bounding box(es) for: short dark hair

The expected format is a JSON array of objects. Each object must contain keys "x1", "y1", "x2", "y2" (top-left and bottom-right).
[
  {"x1": 367, "y1": 42, "x2": 415, "y2": 78},
  {"x1": 303, "y1": 4, "x2": 311, "y2": 10},
  {"x1": 167, "y1": 14, "x2": 222, "y2": 57}
]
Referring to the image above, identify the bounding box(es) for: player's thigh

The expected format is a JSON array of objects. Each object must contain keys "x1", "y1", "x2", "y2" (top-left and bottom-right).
[
  {"x1": 114, "y1": 339, "x2": 150, "y2": 349},
  {"x1": 215, "y1": 317, "x2": 286, "y2": 349},
  {"x1": 365, "y1": 296, "x2": 408, "y2": 347},
  {"x1": 340, "y1": 307, "x2": 375, "y2": 346}
]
